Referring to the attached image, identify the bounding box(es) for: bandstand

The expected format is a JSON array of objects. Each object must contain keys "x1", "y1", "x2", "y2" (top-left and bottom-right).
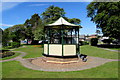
[{"x1": 43, "y1": 17, "x2": 83, "y2": 58}]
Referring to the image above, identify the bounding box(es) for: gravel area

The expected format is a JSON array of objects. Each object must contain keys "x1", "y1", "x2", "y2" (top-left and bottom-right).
[
  {"x1": 31, "y1": 57, "x2": 87, "y2": 70},
  {"x1": 29, "y1": 56, "x2": 116, "y2": 72}
]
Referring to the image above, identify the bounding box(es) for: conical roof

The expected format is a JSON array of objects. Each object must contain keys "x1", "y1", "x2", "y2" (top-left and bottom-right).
[{"x1": 45, "y1": 17, "x2": 81, "y2": 27}]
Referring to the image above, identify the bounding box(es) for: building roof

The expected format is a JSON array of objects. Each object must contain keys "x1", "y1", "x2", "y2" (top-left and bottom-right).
[
  {"x1": 79, "y1": 35, "x2": 85, "y2": 38},
  {"x1": 45, "y1": 17, "x2": 82, "y2": 28}
]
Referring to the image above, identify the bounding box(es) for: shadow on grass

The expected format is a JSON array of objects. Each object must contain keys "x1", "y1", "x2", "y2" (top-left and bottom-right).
[
  {"x1": 97, "y1": 44, "x2": 120, "y2": 48},
  {"x1": 0, "y1": 50, "x2": 10, "y2": 53}
]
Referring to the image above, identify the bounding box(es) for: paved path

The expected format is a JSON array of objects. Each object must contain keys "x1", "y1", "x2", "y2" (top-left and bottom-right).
[
  {"x1": 0, "y1": 50, "x2": 120, "y2": 72},
  {"x1": 0, "y1": 51, "x2": 27, "y2": 62}
]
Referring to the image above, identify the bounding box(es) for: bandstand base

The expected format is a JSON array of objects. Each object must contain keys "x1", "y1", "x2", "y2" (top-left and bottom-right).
[{"x1": 43, "y1": 53, "x2": 78, "y2": 58}]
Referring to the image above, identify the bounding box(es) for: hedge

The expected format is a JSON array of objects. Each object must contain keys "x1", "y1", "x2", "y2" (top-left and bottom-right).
[
  {"x1": 8, "y1": 42, "x2": 20, "y2": 48},
  {"x1": 90, "y1": 38, "x2": 98, "y2": 46},
  {"x1": 79, "y1": 41, "x2": 89, "y2": 45}
]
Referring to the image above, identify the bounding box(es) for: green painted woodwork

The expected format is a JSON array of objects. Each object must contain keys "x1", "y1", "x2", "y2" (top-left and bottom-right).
[{"x1": 44, "y1": 26, "x2": 80, "y2": 56}]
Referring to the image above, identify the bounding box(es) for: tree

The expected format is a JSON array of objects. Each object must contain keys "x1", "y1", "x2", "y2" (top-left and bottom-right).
[
  {"x1": 33, "y1": 18, "x2": 44, "y2": 40},
  {"x1": 8, "y1": 24, "x2": 25, "y2": 42},
  {"x1": 87, "y1": 2, "x2": 120, "y2": 41},
  {"x1": 41, "y1": 5, "x2": 81, "y2": 37},
  {"x1": 102, "y1": 39, "x2": 112, "y2": 44},
  {"x1": 29, "y1": 14, "x2": 41, "y2": 31},
  {"x1": 41, "y1": 5, "x2": 66, "y2": 24},
  {"x1": 2, "y1": 28, "x2": 11, "y2": 46},
  {"x1": 68, "y1": 18, "x2": 81, "y2": 25},
  {"x1": 24, "y1": 19, "x2": 34, "y2": 41},
  {"x1": 34, "y1": 27, "x2": 44, "y2": 40},
  {"x1": 2, "y1": 24, "x2": 25, "y2": 46},
  {"x1": 0, "y1": 28, "x2": 2, "y2": 44},
  {"x1": 24, "y1": 14, "x2": 40, "y2": 40},
  {"x1": 41, "y1": 5, "x2": 81, "y2": 25}
]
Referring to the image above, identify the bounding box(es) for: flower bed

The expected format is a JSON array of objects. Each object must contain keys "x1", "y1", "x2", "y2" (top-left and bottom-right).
[
  {"x1": 33, "y1": 45, "x2": 43, "y2": 48},
  {"x1": 0, "y1": 51, "x2": 15, "y2": 58}
]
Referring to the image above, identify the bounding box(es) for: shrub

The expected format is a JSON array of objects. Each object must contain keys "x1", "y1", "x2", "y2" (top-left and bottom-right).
[
  {"x1": 79, "y1": 41, "x2": 83, "y2": 45},
  {"x1": 8, "y1": 42, "x2": 20, "y2": 48},
  {"x1": 102, "y1": 39, "x2": 112, "y2": 44},
  {"x1": 82, "y1": 41, "x2": 89, "y2": 45},
  {"x1": 31, "y1": 40, "x2": 39, "y2": 45},
  {"x1": 0, "y1": 51, "x2": 15, "y2": 58},
  {"x1": 2, "y1": 41, "x2": 7, "y2": 47},
  {"x1": 90, "y1": 38, "x2": 98, "y2": 46},
  {"x1": 79, "y1": 41, "x2": 89, "y2": 45},
  {"x1": 3, "y1": 46, "x2": 12, "y2": 49}
]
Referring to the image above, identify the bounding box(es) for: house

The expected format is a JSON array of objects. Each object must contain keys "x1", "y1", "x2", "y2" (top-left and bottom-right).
[
  {"x1": 88, "y1": 34, "x2": 97, "y2": 39},
  {"x1": 79, "y1": 35, "x2": 86, "y2": 41}
]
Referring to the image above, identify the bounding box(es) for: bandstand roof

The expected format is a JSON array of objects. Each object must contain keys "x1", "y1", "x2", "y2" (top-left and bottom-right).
[{"x1": 45, "y1": 17, "x2": 82, "y2": 28}]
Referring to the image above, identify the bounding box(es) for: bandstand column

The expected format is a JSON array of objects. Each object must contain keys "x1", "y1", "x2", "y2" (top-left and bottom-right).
[
  {"x1": 61, "y1": 26, "x2": 64, "y2": 57},
  {"x1": 75, "y1": 28, "x2": 77, "y2": 55},
  {"x1": 71, "y1": 28, "x2": 72, "y2": 44},
  {"x1": 78, "y1": 28, "x2": 80, "y2": 54},
  {"x1": 47, "y1": 27, "x2": 50, "y2": 55}
]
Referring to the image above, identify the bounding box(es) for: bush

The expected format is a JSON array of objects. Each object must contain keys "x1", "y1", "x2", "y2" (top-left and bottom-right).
[
  {"x1": 2, "y1": 41, "x2": 7, "y2": 47},
  {"x1": 8, "y1": 42, "x2": 20, "y2": 48},
  {"x1": 79, "y1": 41, "x2": 83, "y2": 45},
  {"x1": 82, "y1": 41, "x2": 89, "y2": 45},
  {"x1": 79, "y1": 41, "x2": 89, "y2": 45},
  {"x1": 90, "y1": 38, "x2": 98, "y2": 46},
  {"x1": 31, "y1": 40, "x2": 39, "y2": 45},
  {"x1": 3, "y1": 46, "x2": 13, "y2": 49},
  {"x1": 0, "y1": 51, "x2": 15, "y2": 58},
  {"x1": 102, "y1": 39, "x2": 112, "y2": 44}
]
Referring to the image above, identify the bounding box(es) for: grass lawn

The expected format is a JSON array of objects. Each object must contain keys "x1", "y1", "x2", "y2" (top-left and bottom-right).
[
  {"x1": 13, "y1": 46, "x2": 43, "y2": 58},
  {"x1": 1, "y1": 45, "x2": 119, "y2": 78},
  {"x1": 2, "y1": 61, "x2": 118, "y2": 78},
  {"x1": 13, "y1": 45, "x2": 119, "y2": 59},
  {"x1": 80, "y1": 45, "x2": 119, "y2": 59}
]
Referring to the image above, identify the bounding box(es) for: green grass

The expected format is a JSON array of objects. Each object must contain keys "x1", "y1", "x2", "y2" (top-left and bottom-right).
[
  {"x1": 1, "y1": 45, "x2": 119, "y2": 78},
  {"x1": 12, "y1": 45, "x2": 119, "y2": 59},
  {"x1": 80, "y1": 45, "x2": 119, "y2": 59},
  {"x1": 0, "y1": 52, "x2": 20, "y2": 60},
  {"x1": 2, "y1": 61, "x2": 118, "y2": 78},
  {"x1": 0, "y1": 62, "x2": 2, "y2": 79},
  {"x1": 13, "y1": 46, "x2": 43, "y2": 58}
]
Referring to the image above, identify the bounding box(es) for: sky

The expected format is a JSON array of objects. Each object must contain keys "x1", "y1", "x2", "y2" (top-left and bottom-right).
[{"x1": 0, "y1": 2, "x2": 97, "y2": 35}]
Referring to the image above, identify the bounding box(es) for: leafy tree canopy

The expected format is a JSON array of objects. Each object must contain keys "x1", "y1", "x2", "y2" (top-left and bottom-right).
[
  {"x1": 41, "y1": 5, "x2": 66, "y2": 24},
  {"x1": 24, "y1": 13, "x2": 43, "y2": 40},
  {"x1": 0, "y1": 28, "x2": 3, "y2": 43},
  {"x1": 87, "y1": 2, "x2": 120, "y2": 41},
  {"x1": 41, "y1": 5, "x2": 81, "y2": 25},
  {"x1": 33, "y1": 17, "x2": 44, "y2": 40},
  {"x1": 2, "y1": 24, "x2": 25, "y2": 46},
  {"x1": 67, "y1": 18, "x2": 81, "y2": 25},
  {"x1": 9, "y1": 24, "x2": 25, "y2": 42}
]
